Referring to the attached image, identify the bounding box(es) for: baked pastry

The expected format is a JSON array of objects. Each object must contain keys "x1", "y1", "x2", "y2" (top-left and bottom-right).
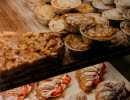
[
  {"x1": 0, "y1": 32, "x2": 64, "y2": 72},
  {"x1": 49, "y1": 16, "x2": 69, "y2": 34},
  {"x1": 25, "y1": 0, "x2": 43, "y2": 11},
  {"x1": 64, "y1": 34, "x2": 91, "y2": 51},
  {"x1": 62, "y1": 13, "x2": 94, "y2": 25},
  {"x1": 34, "y1": 4, "x2": 55, "y2": 25},
  {"x1": 1, "y1": 83, "x2": 35, "y2": 100},
  {"x1": 80, "y1": 23, "x2": 118, "y2": 41},
  {"x1": 51, "y1": 0, "x2": 81, "y2": 9},
  {"x1": 73, "y1": 3, "x2": 94, "y2": 14},
  {"x1": 95, "y1": 81, "x2": 130, "y2": 100},
  {"x1": 76, "y1": 63, "x2": 106, "y2": 93},
  {"x1": 36, "y1": 74, "x2": 71, "y2": 99},
  {"x1": 102, "y1": 8, "x2": 125, "y2": 20}
]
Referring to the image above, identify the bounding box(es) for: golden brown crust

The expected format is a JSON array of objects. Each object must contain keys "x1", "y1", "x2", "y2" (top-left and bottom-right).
[
  {"x1": 51, "y1": 0, "x2": 81, "y2": 9},
  {"x1": 95, "y1": 81, "x2": 125, "y2": 100},
  {"x1": 0, "y1": 32, "x2": 64, "y2": 72},
  {"x1": 76, "y1": 63, "x2": 105, "y2": 93}
]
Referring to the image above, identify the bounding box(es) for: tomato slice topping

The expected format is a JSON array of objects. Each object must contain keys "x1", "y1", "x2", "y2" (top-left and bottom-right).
[
  {"x1": 51, "y1": 85, "x2": 63, "y2": 96},
  {"x1": 62, "y1": 75, "x2": 71, "y2": 84}
]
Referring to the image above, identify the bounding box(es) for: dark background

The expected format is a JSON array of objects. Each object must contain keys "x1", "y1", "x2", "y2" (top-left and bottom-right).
[{"x1": 110, "y1": 55, "x2": 130, "y2": 81}]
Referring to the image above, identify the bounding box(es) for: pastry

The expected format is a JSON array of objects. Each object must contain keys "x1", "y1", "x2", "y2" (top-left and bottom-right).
[
  {"x1": 36, "y1": 74, "x2": 71, "y2": 99},
  {"x1": 1, "y1": 83, "x2": 35, "y2": 100},
  {"x1": 25, "y1": 0, "x2": 43, "y2": 11},
  {"x1": 51, "y1": 0, "x2": 81, "y2": 9},
  {"x1": 80, "y1": 23, "x2": 118, "y2": 41},
  {"x1": 0, "y1": 32, "x2": 64, "y2": 72},
  {"x1": 96, "y1": 81, "x2": 130, "y2": 100},
  {"x1": 64, "y1": 34, "x2": 91, "y2": 51},
  {"x1": 64, "y1": 34, "x2": 92, "y2": 57},
  {"x1": 73, "y1": 3, "x2": 94, "y2": 14},
  {"x1": 49, "y1": 16, "x2": 69, "y2": 34},
  {"x1": 34, "y1": 4, "x2": 55, "y2": 25},
  {"x1": 76, "y1": 63, "x2": 106, "y2": 93}
]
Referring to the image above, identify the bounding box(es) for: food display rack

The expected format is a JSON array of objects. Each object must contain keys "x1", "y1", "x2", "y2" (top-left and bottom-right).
[{"x1": 0, "y1": 0, "x2": 130, "y2": 92}]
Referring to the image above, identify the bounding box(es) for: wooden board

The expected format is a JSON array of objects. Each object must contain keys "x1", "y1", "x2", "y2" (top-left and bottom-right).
[
  {"x1": 0, "y1": 0, "x2": 130, "y2": 92},
  {"x1": 0, "y1": 62, "x2": 129, "y2": 100},
  {"x1": 24, "y1": 62, "x2": 130, "y2": 100}
]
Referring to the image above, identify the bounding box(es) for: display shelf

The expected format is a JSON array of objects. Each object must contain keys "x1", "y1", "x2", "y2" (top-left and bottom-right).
[{"x1": 0, "y1": 0, "x2": 130, "y2": 92}]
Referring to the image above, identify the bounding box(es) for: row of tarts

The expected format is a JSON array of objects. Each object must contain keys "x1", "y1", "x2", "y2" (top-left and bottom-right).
[
  {"x1": 23, "y1": 0, "x2": 130, "y2": 57},
  {"x1": 1, "y1": 63, "x2": 130, "y2": 100}
]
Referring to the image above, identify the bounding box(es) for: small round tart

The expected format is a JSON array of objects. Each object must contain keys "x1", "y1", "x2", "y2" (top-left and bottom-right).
[
  {"x1": 26, "y1": 0, "x2": 43, "y2": 5},
  {"x1": 80, "y1": 23, "x2": 118, "y2": 41},
  {"x1": 85, "y1": 13, "x2": 109, "y2": 25},
  {"x1": 49, "y1": 16, "x2": 69, "y2": 34},
  {"x1": 114, "y1": 0, "x2": 130, "y2": 7},
  {"x1": 64, "y1": 34, "x2": 91, "y2": 51},
  {"x1": 123, "y1": 9, "x2": 130, "y2": 20},
  {"x1": 51, "y1": 0, "x2": 82, "y2": 9},
  {"x1": 74, "y1": 3, "x2": 94, "y2": 14},
  {"x1": 92, "y1": 0, "x2": 114, "y2": 10},
  {"x1": 34, "y1": 4, "x2": 55, "y2": 20},
  {"x1": 62, "y1": 13, "x2": 94, "y2": 25},
  {"x1": 120, "y1": 20, "x2": 130, "y2": 35},
  {"x1": 105, "y1": 30, "x2": 127, "y2": 47},
  {"x1": 102, "y1": 8, "x2": 125, "y2": 20}
]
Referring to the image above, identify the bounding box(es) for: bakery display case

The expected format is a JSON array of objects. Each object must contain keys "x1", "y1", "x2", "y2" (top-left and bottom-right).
[{"x1": 0, "y1": 0, "x2": 130, "y2": 100}]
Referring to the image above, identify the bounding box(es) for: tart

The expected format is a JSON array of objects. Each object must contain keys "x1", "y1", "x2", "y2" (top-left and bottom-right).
[
  {"x1": 73, "y1": 3, "x2": 94, "y2": 14},
  {"x1": 64, "y1": 34, "x2": 91, "y2": 51},
  {"x1": 76, "y1": 63, "x2": 106, "y2": 93},
  {"x1": 80, "y1": 23, "x2": 118, "y2": 41},
  {"x1": 0, "y1": 32, "x2": 64, "y2": 72},
  {"x1": 64, "y1": 34, "x2": 91, "y2": 57},
  {"x1": 49, "y1": 16, "x2": 69, "y2": 34},
  {"x1": 51, "y1": 0, "x2": 82, "y2": 9},
  {"x1": 62, "y1": 13, "x2": 94, "y2": 25},
  {"x1": 104, "y1": 30, "x2": 128, "y2": 47},
  {"x1": 34, "y1": 4, "x2": 55, "y2": 25},
  {"x1": 96, "y1": 81, "x2": 130, "y2": 100},
  {"x1": 25, "y1": 0, "x2": 43, "y2": 11}
]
